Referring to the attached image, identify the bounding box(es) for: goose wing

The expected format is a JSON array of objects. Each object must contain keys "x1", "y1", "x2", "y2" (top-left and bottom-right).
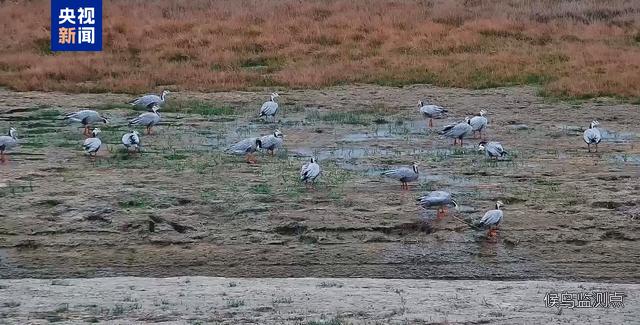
[
  {"x1": 122, "y1": 133, "x2": 140, "y2": 147},
  {"x1": 260, "y1": 101, "x2": 278, "y2": 116},
  {"x1": 478, "y1": 209, "x2": 503, "y2": 227},
  {"x1": 486, "y1": 141, "x2": 505, "y2": 157},
  {"x1": 0, "y1": 135, "x2": 17, "y2": 150},
  {"x1": 469, "y1": 116, "x2": 487, "y2": 131},
  {"x1": 259, "y1": 134, "x2": 283, "y2": 150},
  {"x1": 130, "y1": 94, "x2": 161, "y2": 107},
  {"x1": 382, "y1": 167, "x2": 417, "y2": 181},
  {"x1": 583, "y1": 128, "x2": 602, "y2": 144},
  {"x1": 417, "y1": 191, "x2": 451, "y2": 207},
  {"x1": 129, "y1": 112, "x2": 159, "y2": 126},
  {"x1": 442, "y1": 122, "x2": 472, "y2": 138},
  {"x1": 420, "y1": 105, "x2": 447, "y2": 118},
  {"x1": 65, "y1": 110, "x2": 98, "y2": 123},
  {"x1": 227, "y1": 138, "x2": 257, "y2": 155},
  {"x1": 300, "y1": 162, "x2": 321, "y2": 181},
  {"x1": 83, "y1": 137, "x2": 102, "y2": 153}
]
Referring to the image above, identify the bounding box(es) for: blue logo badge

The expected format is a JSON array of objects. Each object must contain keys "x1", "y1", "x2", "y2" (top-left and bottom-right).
[{"x1": 51, "y1": 0, "x2": 102, "y2": 51}]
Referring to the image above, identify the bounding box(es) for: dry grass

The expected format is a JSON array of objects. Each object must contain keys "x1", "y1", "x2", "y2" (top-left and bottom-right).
[{"x1": 0, "y1": 0, "x2": 639, "y2": 98}]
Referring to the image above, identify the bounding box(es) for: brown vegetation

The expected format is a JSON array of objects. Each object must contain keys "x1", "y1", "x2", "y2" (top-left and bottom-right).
[{"x1": 0, "y1": 0, "x2": 639, "y2": 98}]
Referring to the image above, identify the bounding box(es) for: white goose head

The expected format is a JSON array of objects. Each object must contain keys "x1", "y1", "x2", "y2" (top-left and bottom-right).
[
  {"x1": 590, "y1": 120, "x2": 600, "y2": 128},
  {"x1": 479, "y1": 109, "x2": 487, "y2": 117},
  {"x1": 477, "y1": 141, "x2": 487, "y2": 152},
  {"x1": 161, "y1": 90, "x2": 170, "y2": 101},
  {"x1": 274, "y1": 129, "x2": 284, "y2": 138},
  {"x1": 412, "y1": 161, "x2": 419, "y2": 173},
  {"x1": 495, "y1": 200, "x2": 504, "y2": 209},
  {"x1": 92, "y1": 128, "x2": 101, "y2": 137},
  {"x1": 417, "y1": 100, "x2": 424, "y2": 107},
  {"x1": 8, "y1": 128, "x2": 17, "y2": 139},
  {"x1": 270, "y1": 92, "x2": 279, "y2": 101},
  {"x1": 465, "y1": 116, "x2": 471, "y2": 124},
  {"x1": 310, "y1": 157, "x2": 317, "y2": 164}
]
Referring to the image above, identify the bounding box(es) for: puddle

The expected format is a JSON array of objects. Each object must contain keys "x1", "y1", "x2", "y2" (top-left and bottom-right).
[
  {"x1": 610, "y1": 154, "x2": 640, "y2": 165},
  {"x1": 341, "y1": 130, "x2": 397, "y2": 142},
  {"x1": 599, "y1": 129, "x2": 637, "y2": 144}
]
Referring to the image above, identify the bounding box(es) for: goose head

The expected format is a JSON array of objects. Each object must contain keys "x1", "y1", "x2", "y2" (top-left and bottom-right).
[
  {"x1": 274, "y1": 129, "x2": 284, "y2": 138},
  {"x1": 495, "y1": 200, "x2": 504, "y2": 209},
  {"x1": 417, "y1": 100, "x2": 424, "y2": 107},
  {"x1": 162, "y1": 90, "x2": 170, "y2": 97},
  {"x1": 465, "y1": 116, "x2": 471, "y2": 124},
  {"x1": 477, "y1": 141, "x2": 487, "y2": 152},
  {"x1": 479, "y1": 109, "x2": 487, "y2": 117},
  {"x1": 310, "y1": 157, "x2": 317, "y2": 164},
  {"x1": 270, "y1": 92, "x2": 279, "y2": 101},
  {"x1": 255, "y1": 138, "x2": 263, "y2": 149},
  {"x1": 451, "y1": 199, "x2": 459, "y2": 209},
  {"x1": 8, "y1": 128, "x2": 17, "y2": 139},
  {"x1": 151, "y1": 105, "x2": 160, "y2": 114},
  {"x1": 101, "y1": 116, "x2": 109, "y2": 124},
  {"x1": 92, "y1": 128, "x2": 101, "y2": 137},
  {"x1": 412, "y1": 161, "x2": 419, "y2": 173},
  {"x1": 590, "y1": 120, "x2": 600, "y2": 128}
]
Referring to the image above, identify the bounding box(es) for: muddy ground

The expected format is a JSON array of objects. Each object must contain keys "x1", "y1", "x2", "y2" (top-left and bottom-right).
[
  {"x1": 1, "y1": 277, "x2": 638, "y2": 324},
  {"x1": 0, "y1": 85, "x2": 639, "y2": 281}
]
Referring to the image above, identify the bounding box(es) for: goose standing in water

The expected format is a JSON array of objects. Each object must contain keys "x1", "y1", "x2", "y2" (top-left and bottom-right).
[
  {"x1": 83, "y1": 128, "x2": 102, "y2": 158},
  {"x1": 129, "y1": 104, "x2": 161, "y2": 134},
  {"x1": 122, "y1": 130, "x2": 141, "y2": 153},
  {"x1": 417, "y1": 191, "x2": 458, "y2": 218},
  {"x1": 130, "y1": 90, "x2": 170, "y2": 109},
  {"x1": 0, "y1": 128, "x2": 18, "y2": 162},
  {"x1": 478, "y1": 141, "x2": 507, "y2": 160},
  {"x1": 469, "y1": 110, "x2": 488, "y2": 139},
  {"x1": 382, "y1": 162, "x2": 419, "y2": 190},
  {"x1": 583, "y1": 120, "x2": 602, "y2": 152},
  {"x1": 259, "y1": 92, "x2": 279, "y2": 121},
  {"x1": 226, "y1": 137, "x2": 263, "y2": 164},
  {"x1": 477, "y1": 201, "x2": 504, "y2": 238},
  {"x1": 64, "y1": 110, "x2": 109, "y2": 136},
  {"x1": 439, "y1": 117, "x2": 473, "y2": 146},
  {"x1": 300, "y1": 157, "x2": 321, "y2": 188},
  {"x1": 259, "y1": 129, "x2": 284, "y2": 155},
  {"x1": 418, "y1": 100, "x2": 447, "y2": 127}
]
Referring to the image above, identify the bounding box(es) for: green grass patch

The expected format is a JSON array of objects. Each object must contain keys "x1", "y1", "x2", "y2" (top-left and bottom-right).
[
  {"x1": 118, "y1": 197, "x2": 151, "y2": 209},
  {"x1": 163, "y1": 99, "x2": 235, "y2": 116},
  {"x1": 307, "y1": 111, "x2": 370, "y2": 126},
  {"x1": 252, "y1": 183, "x2": 272, "y2": 195}
]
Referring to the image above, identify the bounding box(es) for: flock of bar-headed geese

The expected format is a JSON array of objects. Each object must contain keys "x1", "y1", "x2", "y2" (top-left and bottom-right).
[{"x1": 0, "y1": 90, "x2": 608, "y2": 238}]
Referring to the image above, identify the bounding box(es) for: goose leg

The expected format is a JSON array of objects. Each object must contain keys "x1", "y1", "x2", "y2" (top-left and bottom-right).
[
  {"x1": 429, "y1": 119, "x2": 433, "y2": 127},
  {"x1": 587, "y1": 144, "x2": 591, "y2": 153},
  {"x1": 247, "y1": 154, "x2": 258, "y2": 164},
  {"x1": 460, "y1": 138, "x2": 464, "y2": 146},
  {"x1": 0, "y1": 151, "x2": 4, "y2": 162},
  {"x1": 595, "y1": 143, "x2": 598, "y2": 152}
]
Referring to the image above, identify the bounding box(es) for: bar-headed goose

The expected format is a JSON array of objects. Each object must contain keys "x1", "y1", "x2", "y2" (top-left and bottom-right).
[
  {"x1": 418, "y1": 100, "x2": 448, "y2": 127},
  {"x1": 64, "y1": 110, "x2": 109, "y2": 136},
  {"x1": 417, "y1": 191, "x2": 458, "y2": 218},
  {"x1": 477, "y1": 201, "x2": 504, "y2": 238},
  {"x1": 382, "y1": 162, "x2": 419, "y2": 190},
  {"x1": 0, "y1": 128, "x2": 18, "y2": 162},
  {"x1": 583, "y1": 120, "x2": 602, "y2": 152}
]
